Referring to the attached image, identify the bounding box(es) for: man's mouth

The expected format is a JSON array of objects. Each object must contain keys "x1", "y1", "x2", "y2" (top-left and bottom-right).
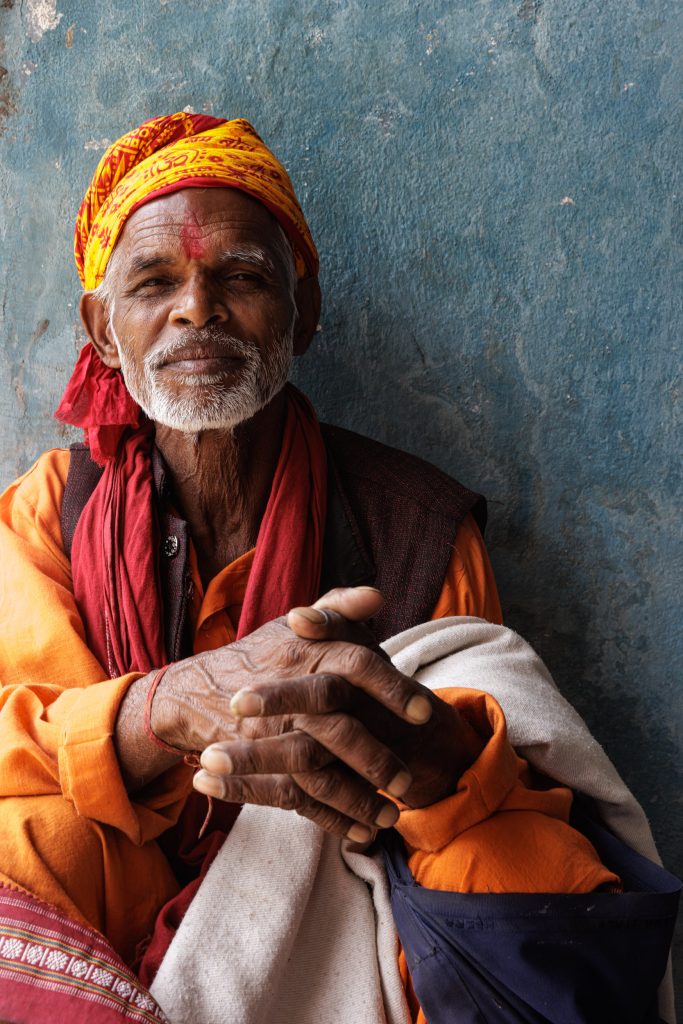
[{"x1": 156, "y1": 346, "x2": 246, "y2": 376}]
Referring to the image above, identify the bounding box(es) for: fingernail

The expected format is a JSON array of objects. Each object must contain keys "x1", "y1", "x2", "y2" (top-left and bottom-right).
[
  {"x1": 347, "y1": 823, "x2": 372, "y2": 843},
  {"x1": 193, "y1": 770, "x2": 225, "y2": 799},
  {"x1": 200, "y1": 748, "x2": 233, "y2": 774},
  {"x1": 375, "y1": 803, "x2": 399, "y2": 828},
  {"x1": 290, "y1": 607, "x2": 327, "y2": 623},
  {"x1": 386, "y1": 770, "x2": 412, "y2": 798},
  {"x1": 406, "y1": 695, "x2": 432, "y2": 723},
  {"x1": 230, "y1": 690, "x2": 263, "y2": 716},
  {"x1": 356, "y1": 586, "x2": 382, "y2": 593}
]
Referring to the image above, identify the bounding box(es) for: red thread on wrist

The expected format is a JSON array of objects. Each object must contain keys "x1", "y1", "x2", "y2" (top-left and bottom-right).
[
  {"x1": 144, "y1": 668, "x2": 215, "y2": 835},
  {"x1": 181, "y1": 751, "x2": 214, "y2": 837},
  {"x1": 143, "y1": 664, "x2": 185, "y2": 756}
]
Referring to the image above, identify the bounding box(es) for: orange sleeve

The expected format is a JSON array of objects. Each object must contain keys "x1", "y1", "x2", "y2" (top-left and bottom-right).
[
  {"x1": 394, "y1": 689, "x2": 620, "y2": 1024},
  {"x1": 431, "y1": 513, "x2": 503, "y2": 624},
  {"x1": 397, "y1": 688, "x2": 619, "y2": 892},
  {"x1": 0, "y1": 451, "x2": 191, "y2": 843}
]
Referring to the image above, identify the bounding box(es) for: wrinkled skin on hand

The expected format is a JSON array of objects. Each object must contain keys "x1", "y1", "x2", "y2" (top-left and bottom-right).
[{"x1": 153, "y1": 588, "x2": 483, "y2": 841}]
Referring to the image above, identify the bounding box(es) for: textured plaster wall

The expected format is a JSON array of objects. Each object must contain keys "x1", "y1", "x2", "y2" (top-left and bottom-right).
[{"x1": 0, "y1": 0, "x2": 681, "y2": 994}]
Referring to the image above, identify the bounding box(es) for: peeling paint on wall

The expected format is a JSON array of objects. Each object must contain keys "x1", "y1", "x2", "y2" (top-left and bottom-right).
[
  {"x1": 23, "y1": 0, "x2": 62, "y2": 43},
  {"x1": 0, "y1": 63, "x2": 16, "y2": 136}
]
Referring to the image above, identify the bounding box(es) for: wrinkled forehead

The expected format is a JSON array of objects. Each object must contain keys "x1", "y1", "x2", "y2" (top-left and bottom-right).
[{"x1": 116, "y1": 186, "x2": 290, "y2": 266}]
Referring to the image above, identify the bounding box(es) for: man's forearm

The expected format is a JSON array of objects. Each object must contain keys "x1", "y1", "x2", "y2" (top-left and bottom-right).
[
  {"x1": 114, "y1": 653, "x2": 235, "y2": 791},
  {"x1": 114, "y1": 670, "x2": 182, "y2": 792}
]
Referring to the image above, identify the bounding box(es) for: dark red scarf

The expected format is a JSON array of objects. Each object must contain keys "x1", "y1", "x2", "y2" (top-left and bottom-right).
[{"x1": 56, "y1": 343, "x2": 327, "y2": 675}]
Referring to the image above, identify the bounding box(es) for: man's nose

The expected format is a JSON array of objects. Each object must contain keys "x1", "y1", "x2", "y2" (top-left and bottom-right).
[{"x1": 169, "y1": 277, "x2": 229, "y2": 328}]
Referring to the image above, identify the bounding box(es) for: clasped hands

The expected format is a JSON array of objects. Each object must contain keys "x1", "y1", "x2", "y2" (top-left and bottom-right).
[{"x1": 153, "y1": 587, "x2": 480, "y2": 844}]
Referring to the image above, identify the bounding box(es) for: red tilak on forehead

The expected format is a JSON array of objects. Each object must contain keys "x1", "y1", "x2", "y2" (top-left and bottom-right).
[{"x1": 180, "y1": 210, "x2": 207, "y2": 260}]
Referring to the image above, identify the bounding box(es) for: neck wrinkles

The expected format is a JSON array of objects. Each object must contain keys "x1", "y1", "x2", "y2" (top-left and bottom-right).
[{"x1": 154, "y1": 388, "x2": 287, "y2": 580}]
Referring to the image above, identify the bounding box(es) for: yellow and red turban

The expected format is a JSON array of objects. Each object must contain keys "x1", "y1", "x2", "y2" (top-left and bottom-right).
[{"x1": 74, "y1": 111, "x2": 318, "y2": 289}]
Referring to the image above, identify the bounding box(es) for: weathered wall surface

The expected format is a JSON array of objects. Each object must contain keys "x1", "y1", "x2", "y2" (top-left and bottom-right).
[{"x1": 1, "y1": 0, "x2": 681, "y2": 993}]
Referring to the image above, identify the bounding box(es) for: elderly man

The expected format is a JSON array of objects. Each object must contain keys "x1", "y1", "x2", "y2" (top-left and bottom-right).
[{"x1": 0, "y1": 114, "x2": 677, "y2": 1024}]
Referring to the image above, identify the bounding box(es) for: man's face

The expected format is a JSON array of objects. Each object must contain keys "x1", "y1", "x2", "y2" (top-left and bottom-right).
[{"x1": 99, "y1": 187, "x2": 298, "y2": 432}]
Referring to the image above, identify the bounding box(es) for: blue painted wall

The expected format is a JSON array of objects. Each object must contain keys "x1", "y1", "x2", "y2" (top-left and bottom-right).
[{"x1": 1, "y1": 0, "x2": 680, "y2": 996}]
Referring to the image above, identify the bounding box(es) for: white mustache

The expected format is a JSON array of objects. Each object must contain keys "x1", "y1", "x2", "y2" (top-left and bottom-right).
[{"x1": 144, "y1": 331, "x2": 259, "y2": 373}]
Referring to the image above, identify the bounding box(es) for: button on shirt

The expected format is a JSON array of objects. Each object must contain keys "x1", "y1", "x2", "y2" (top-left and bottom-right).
[{"x1": 164, "y1": 535, "x2": 180, "y2": 559}]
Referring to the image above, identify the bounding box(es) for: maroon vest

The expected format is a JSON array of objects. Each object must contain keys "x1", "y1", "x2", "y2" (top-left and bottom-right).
[{"x1": 61, "y1": 424, "x2": 485, "y2": 652}]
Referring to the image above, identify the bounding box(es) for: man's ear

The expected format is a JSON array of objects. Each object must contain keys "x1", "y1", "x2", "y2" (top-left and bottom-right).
[
  {"x1": 292, "y1": 276, "x2": 321, "y2": 356},
  {"x1": 79, "y1": 292, "x2": 121, "y2": 369}
]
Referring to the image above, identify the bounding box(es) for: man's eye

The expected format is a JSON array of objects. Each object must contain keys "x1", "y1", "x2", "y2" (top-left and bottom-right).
[
  {"x1": 138, "y1": 277, "x2": 172, "y2": 289},
  {"x1": 225, "y1": 272, "x2": 264, "y2": 285}
]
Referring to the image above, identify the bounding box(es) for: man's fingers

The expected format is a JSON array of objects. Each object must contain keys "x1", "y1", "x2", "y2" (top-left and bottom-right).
[
  {"x1": 317, "y1": 644, "x2": 433, "y2": 724},
  {"x1": 287, "y1": 610, "x2": 375, "y2": 650},
  {"x1": 231, "y1": 650, "x2": 433, "y2": 727},
  {"x1": 286, "y1": 586, "x2": 384, "y2": 641},
  {"x1": 200, "y1": 731, "x2": 335, "y2": 776},
  {"x1": 230, "y1": 674, "x2": 354, "y2": 717},
  {"x1": 201, "y1": 713, "x2": 412, "y2": 798},
  {"x1": 293, "y1": 765, "x2": 400, "y2": 830},
  {"x1": 295, "y1": 713, "x2": 411, "y2": 796},
  {"x1": 313, "y1": 586, "x2": 385, "y2": 620},
  {"x1": 192, "y1": 770, "x2": 380, "y2": 843}
]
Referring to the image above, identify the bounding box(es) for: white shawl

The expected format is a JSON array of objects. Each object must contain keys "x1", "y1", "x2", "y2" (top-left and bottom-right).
[{"x1": 150, "y1": 618, "x2": 675, "y2": 1024}]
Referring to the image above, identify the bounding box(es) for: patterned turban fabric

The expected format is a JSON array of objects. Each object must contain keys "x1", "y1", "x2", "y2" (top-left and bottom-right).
[{"x1": 74, "y1": 111, "x2": 318, "y2": 289}]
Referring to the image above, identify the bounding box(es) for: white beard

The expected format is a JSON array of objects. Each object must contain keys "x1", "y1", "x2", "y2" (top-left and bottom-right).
[{"x1": 111, "y1": 322, "x2": 294, "y2": 433}]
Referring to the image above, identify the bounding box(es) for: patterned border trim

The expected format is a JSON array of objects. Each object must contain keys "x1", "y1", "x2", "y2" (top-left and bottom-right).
[{"x1": 0, "y1": 899, "x2": 167, "y2": 1023}]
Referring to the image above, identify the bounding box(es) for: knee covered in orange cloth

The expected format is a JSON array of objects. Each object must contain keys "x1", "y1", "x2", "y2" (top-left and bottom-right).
[{"x1": 0, "y1": 795, "x2": 179, "y2": 963}]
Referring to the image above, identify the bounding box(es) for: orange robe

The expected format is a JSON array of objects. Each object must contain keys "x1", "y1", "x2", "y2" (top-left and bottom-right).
[{"x1": 0, "y1": 449, "x2": 617, "y2": 1010}]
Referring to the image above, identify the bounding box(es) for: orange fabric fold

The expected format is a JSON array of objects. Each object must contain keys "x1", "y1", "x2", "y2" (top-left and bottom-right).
[{"x1": 395, "y1": 687, "x2": 619, "y2": 895}]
